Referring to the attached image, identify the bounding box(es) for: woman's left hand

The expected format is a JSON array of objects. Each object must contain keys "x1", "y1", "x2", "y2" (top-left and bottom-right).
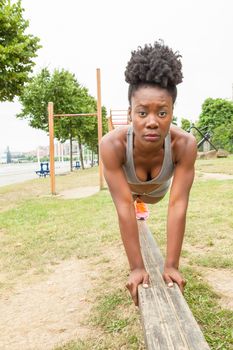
[{"x1": 163, "y1": 266, "x2": 186, "y2": 294}]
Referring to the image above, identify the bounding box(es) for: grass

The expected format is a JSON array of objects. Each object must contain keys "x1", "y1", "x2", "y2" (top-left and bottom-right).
[
  {"x1": 148, "y1": 178, "x2": 233, "y2": 269},
  {"x1": 0, "y1": 189, "x2": 118, "y2": 290},
  {"x1": 183, "y1": 267, "x2": 233, "y2": 349},
  {"x1": 0, "y1": 166, "x2": 99, "y2": 212},
  {"x1": 0, "y1": 158, "x2": 233, "y2": 349},
  {"x1": 195, "y1": 154, "x2": 233, "y2": 174}
]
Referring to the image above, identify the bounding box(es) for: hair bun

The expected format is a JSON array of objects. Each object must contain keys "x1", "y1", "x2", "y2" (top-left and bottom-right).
[{"x1": 125, "y1": 40, "x2": 183, "y2": 88}]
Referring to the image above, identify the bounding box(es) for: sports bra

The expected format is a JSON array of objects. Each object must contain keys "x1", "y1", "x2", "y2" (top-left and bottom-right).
[{"x1": 123, "y1": 126, "x2": 174, "y2": 197}]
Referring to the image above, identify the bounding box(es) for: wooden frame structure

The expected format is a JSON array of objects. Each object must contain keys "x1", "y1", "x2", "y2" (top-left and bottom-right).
[
  {"x1": 138, "y1": 221, "x2": 210, "y2": 349},
  {"x1": 107, "y1": 109, "x2": 129, "y2": 131},
  {"x1": 48, "y1": 68, "x2": 104, "y2": 195}
]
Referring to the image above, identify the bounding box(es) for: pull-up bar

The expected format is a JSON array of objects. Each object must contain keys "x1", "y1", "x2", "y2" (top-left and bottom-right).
[
  {"x1": 48, "y1": 68, "x2": 104, "y2": 195},
  {"x1": 54, "y1": 113, "x2": 98, "y2": 117}
]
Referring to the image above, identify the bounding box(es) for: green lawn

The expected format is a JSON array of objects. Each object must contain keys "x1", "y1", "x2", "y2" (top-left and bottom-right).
[
  {"x1": 195, "y1": 154, "x2": 233, "y2": 174},
  {"x1": 0, "y1": 158, "x2": 233, "y2": 349}
]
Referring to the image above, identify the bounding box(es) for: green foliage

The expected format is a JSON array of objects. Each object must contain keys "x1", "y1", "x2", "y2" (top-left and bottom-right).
[
  {"x1": 212, "y1": 123, "x2": 233, "y2": 153},
  {"x1": 198, "y1": 98, "x2": 233, "y2": 152},
  {"x1": 18, "y1": 68, "x2": 108, "y2": 149},
  {"x1": 0, "y1": 0, "x2": 41, "y2": 101},
  {"x1": 181, "y1": 118, "x2": 191, "y2": 131},
  {"x1": 17, "y1": 68, "x2": 51, "y2": 129},
  {"x1": 172, "y1": 115, "x2": 178, "y2": 125},
  {"x1": 79, "y1": 105, "x2": 108, "y2": 153},
  {"x1": 198, "y1": 98, "x2": 233, "y2": 131}
]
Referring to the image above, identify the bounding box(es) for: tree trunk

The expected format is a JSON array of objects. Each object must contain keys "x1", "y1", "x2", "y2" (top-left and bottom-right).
[
  {"x1": 97, "y1": 145, "x2": 99, "y2": 165},
  {"x1": 70, "y1": 135, "x2": 73, "y2": 172},
  {"x1": 78, "y1": 135, "x2": 85, "y2": 169},
  {"x1": 91, "y1": 150, "x2": 94, "y2": 167}
]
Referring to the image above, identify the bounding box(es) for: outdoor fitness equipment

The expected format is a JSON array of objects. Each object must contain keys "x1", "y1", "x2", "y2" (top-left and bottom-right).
[
  {"x1": 48, "y1": 69, "x2": 103, "y2": 195},
  {"x1": 107, "y1": 109, "x2": 129, "y2": 131},
  {"x1": 188, "y1": 124, "x2": 218, "y2": 151}
]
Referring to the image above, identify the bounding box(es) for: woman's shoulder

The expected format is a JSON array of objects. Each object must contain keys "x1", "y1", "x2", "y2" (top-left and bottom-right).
[
  {"x1": 170, "y1": 124, "x2": 197, "y2": 162},
  {"x1": 170, "y1": 124, "x2": 196, "y2": 145},
  {"x1": 100, "y1": 126, "x2": 129, "y2": 165},
  {"x1": 101, "y1": 126, "x2": 129, "y2": 148}
]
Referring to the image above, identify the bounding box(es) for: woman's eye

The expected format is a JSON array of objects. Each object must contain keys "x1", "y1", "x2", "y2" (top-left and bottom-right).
[
  {"x1": 139, "y1": 111, "x2": 147, "y2": 117},
  {"x1": 158, "y1": 111, "x2": 167, "y2": 118}
]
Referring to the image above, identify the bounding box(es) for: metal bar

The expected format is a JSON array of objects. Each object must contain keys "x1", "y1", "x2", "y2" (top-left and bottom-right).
[{"x1": 189, "y1": 126, "x2": 218, "y2": 151}]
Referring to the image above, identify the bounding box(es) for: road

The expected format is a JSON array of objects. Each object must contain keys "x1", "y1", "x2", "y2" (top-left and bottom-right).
[{"x1": 0, "y1": 162, "x2": 71, "y2": 187}]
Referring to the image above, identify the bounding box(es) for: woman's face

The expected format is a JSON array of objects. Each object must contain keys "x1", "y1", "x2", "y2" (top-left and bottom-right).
[{"x1": 129, "y1": 85, "x2": 173, "y2": 146}]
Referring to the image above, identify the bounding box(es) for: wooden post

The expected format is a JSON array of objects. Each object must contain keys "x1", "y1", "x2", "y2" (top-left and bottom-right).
[
  {"x1": 96, "y1": 68, "x2": 104, "y2": 190},
  {"x1": 107, "y1": 110, "x2": 114, "y2": 131},
  {"x1": 48, "y1": 102, "x2": 56, "y2": 195},
  {"x1": 69, "y1": 120, "x2": 73, "y2": 172}
]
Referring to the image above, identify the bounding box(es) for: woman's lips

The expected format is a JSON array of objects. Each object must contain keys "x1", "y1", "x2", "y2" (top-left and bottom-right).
[{"x1": 144, "y1": 134, "x2": 160, "y2": 141}]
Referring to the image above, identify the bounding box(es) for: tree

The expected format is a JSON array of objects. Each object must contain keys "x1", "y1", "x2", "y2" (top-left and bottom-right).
[
  {"x1": 212, "y1": 123, "x2": 233, "y2": 153},
  {"x1": 197, "y1": 97, "x2": 233, "y2": 152},
  {"x1": 0, "y1": 0, "x2": 41, "y2": 101},
  {"x1": 198, "y1": 98, "x2": 233, "y2": 132},
  {"x1": 181, "y1": 118, "x2": 191, "y2": 131},
  {"x1": 18, "y1": 68, "x2": 108, "y2": 168}
]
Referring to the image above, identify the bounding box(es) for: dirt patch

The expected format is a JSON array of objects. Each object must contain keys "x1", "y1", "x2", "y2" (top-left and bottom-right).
[
  {"x1": 59, "y1": 186, "x2": 99, "y2": 199},
  {"x1": 197, "y1": 172, "x2": 233, "y2": 180},
  {"x1": 0, "y1": 258, "x2": 96, "y2": 350},
  {"x1": 201, "y1": 268, "x2": 233, "y2": 311}
]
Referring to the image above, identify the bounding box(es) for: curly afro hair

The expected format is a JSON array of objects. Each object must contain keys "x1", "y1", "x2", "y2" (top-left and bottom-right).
[{"x1": 125, "y1": 40, "x2": 183, "y2": 104}]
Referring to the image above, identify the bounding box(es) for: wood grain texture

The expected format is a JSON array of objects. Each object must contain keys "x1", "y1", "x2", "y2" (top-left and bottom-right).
[{"x1": 138, "y1": 221, "x2": 210, "y2": 350}]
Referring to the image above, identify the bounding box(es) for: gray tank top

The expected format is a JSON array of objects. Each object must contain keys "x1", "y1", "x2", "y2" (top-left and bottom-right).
[{"x1": 123, "y1": 126, "x2": 174, "y2": 197}]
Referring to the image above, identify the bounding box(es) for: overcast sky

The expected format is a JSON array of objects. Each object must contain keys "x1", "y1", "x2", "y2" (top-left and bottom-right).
[{"x1": 0, "y1": 0, "x2": 233, "y2": 152}]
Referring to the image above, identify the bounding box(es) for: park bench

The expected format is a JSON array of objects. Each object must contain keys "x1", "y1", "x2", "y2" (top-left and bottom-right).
[
  {"x1": 138, "y1": 221, "x2": 210, "y2": 350},
  {"x1": 73, "y1": 161, "x2": 81, "y2": 170},
  {"x1": 35, "y1": 162, "x2": 50, "y2": 177}
]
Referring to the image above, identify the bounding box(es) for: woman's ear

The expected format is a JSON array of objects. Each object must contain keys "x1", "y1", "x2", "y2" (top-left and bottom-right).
[{"x1": 128, "y1": 107, "x2": 132, "y2": 123}]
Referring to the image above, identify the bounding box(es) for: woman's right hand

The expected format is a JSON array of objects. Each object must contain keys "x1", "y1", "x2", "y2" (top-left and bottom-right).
[{"x1": 126, "y1": 268, "x2": 149, "y2": 306}]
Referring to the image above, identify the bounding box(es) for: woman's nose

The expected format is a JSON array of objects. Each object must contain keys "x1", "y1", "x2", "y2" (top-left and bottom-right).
[{"x1": 146, "y1": 114, "x2": 159, "y2": 128}]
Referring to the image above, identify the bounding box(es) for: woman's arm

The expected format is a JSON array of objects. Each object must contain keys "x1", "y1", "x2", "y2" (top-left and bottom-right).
[
  {"x1": 163, "y1": 134, "x2": 197, "y2": 292},
  {"x1": 100, "y1": 134, "x2": 149, "y2": 305}
]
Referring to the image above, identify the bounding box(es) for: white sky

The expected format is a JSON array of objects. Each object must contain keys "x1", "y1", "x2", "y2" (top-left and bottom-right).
[{"x1": 0, "y1": 0, "x2": 233, "y2": 152}]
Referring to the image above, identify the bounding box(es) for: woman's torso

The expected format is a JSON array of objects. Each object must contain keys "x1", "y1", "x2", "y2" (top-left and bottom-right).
[{"x1": 122, "y1": 126, "x2": 174, "y2": 202}]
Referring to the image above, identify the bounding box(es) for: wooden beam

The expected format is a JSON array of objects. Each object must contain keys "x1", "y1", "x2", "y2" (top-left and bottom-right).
[
  {"x1": 54, "y1": 113, "x2": 97, "y2": 117},
  {"x1": 107, "y1": 116, "x2": 114, "y2": 132},
  {"x1": 138, "y1": 221, "x2": 210, "y2": 350},
  {"x1": 110, "y1": 109, "x2": 128, "y2": 112},
  {"x1": 48, "y1": 102, "x2": 56, "y2": 195},
  {"x1": 96, "y1": 68, "x2": 104, "y2": 190}
]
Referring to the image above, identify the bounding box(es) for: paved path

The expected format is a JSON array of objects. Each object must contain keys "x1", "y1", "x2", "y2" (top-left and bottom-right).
[
  {"x1": 198, "y1": 171, "x2": 233, "y2": 180},
  {"x1": 0, "y1": 162, "x2": 70, "y2": 187},
  {"x1": 60, "y1": 186, "x2": 99, "y2": 199}
]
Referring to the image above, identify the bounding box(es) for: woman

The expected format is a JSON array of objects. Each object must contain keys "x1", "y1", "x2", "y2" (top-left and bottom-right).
[{"x1": 100, "y1": 41, "x2": 197, "y2": 306}]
